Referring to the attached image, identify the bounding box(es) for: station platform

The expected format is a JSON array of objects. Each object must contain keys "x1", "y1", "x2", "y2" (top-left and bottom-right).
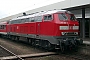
[{"x1": 83, "y1": 38, "x2": 90, "y2": 45}]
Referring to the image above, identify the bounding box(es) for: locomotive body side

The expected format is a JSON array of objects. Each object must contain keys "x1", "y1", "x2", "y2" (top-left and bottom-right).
[{"x1": 0, "y1": 10, "x2": 83, "y2": 52}]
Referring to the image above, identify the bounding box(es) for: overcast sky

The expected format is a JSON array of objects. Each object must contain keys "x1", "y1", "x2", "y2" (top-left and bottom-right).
[{"x1": 0, "y1": 0, "x2": 64, "y2": 19}]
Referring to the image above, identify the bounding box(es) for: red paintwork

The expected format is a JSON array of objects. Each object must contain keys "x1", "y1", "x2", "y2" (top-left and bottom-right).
[
  {"x1": 55, "y1": 13, "x2": 79, "y2": 36},
  {"x1": 0, "y1": 12, "x2": 79, "y2": 37}
]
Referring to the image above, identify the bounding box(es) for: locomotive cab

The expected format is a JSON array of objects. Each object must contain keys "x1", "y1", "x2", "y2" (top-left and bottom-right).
[
  {"x1": 41, "y1": 10, "x2": 83, "y2": 52},
  {"x1": 54, "y1": 11, "x2": 83, "y2": 51}
]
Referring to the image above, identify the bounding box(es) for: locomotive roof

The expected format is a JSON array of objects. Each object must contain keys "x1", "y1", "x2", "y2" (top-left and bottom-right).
[
  {"x1": 11, "y1": 10, "x2": 70, "y2": 21},
  {"x1": 0, "y1": 21, "x2": 7, "y2": 25}
]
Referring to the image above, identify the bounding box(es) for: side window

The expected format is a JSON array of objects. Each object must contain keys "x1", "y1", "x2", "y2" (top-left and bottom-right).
[
  {"x1": 18, "y1": 19, "x2": 21, "y2": 23},
  {"x1": 26, "y1": 18, "x2": 29, "y2": 22},
  {"x1": 35, "y1": 16, "x2": 42, "y2": 22},
  {"x1": 21, "y1": 19, "x2": 26, "y2": 23},
  {"x1": 8, "y1": 21, "x2": 11, "y2": 24},
  {"x1": 44, "y1": 15, "x2": 52, "y2": 21},
  {"x1": 11, "y1": 20, "x2": 14, "y2": 24},
  {"x1": 13, "y1": 20, "x2": 15, "y2": 24},
  {"x1": 11, "y1": 20, "x2": 19, "y2": 24},
  {"x1": 44, "y1": 16, "x2": 47, "y2": 20},
  {"x1": 29, "y1": 17, "x2": 31, "y2": 22},
  {"x1": 0, "y1": 25, "x2": 6, "y2": 29},
  {"x1": 4, "y1": 25, "x2": 6, "y2": 29},
  {"x1": 48, "y1": 15, "x2": 52, "y2": 20},
  {"x1": 31, "y1": 17, "x2": 35, "y2": 22},
  {"x1": 15, "y1": 20, "x2": 18, "y2": 24},
  {"x1": 0, "y1": 25, "x2": 2, "y2": 29},
  {"x1": 0, "y1": 25, "x2": 1, "y2": 29}
]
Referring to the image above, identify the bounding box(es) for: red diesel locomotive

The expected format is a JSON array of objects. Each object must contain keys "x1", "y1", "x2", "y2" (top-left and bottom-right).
[{"x1": 0, "y1": 10, "x2": 83, "y2": 52}]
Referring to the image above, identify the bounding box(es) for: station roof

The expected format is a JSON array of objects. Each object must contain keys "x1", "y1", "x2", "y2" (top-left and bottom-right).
[{"x1": 0, "y1": 0, "x2": 90, "y2": 22}]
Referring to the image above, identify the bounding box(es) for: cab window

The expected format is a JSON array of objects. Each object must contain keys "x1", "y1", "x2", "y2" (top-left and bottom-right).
[
  {"x1": 58, "y1": 13, "x2": 68, "y2": 20},
  {"x1": 44, "y1": 15, "x2": 52, "y2": 21},
  {"x1": 69, "y1": 14, "x2": 76, "y2": 21}
]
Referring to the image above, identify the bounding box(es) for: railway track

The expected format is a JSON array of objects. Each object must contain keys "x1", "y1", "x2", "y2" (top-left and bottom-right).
[
  {"x1": 0, "y1": 44, "x2": 89, "y2": 60},
  {"x1": 0, "y1": 52, "x2": 56, "y2": 60},
  {"x1": 0, "y1": 37, "x2": 90, "y2": 60},
  {"x1": 57, "y1": 49, "x2": 90, "y2": 60},
  {"x1": 60, "y1": 53, "x2": 90, "y2": 60},
  {"x1": 0, "y1": 45, "x2": 24, "y2": 60},
  {"x1": 0, "y1": 44, "x2": 56, "y2": 60}
]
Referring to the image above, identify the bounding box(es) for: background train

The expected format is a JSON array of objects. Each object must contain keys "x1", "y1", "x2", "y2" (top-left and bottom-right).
[{"x1": 0, "y1": 10, "x2": 83, "y2": 52}]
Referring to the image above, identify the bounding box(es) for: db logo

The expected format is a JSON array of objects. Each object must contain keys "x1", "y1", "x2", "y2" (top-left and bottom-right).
[{"x1": 69, "y1": 26, "x2": 73, "y2": 29}]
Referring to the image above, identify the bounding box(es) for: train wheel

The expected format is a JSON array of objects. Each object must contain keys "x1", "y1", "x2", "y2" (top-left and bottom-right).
[
  {"x1": 60, "y1": 43, "x2": 65, "y2": 53},
  {"x1": 47, "y1": 42, "x2": 54, "y2": 51},
  {"x1": 27, "y1": 38, "x2": 29, "y2": 43},
  {"x1": 10, "y1": 36, "x2": 14, "y2": 40},
  {"x1": 15, "y1": 36, "x2": 19, "y2": 41},
  {"x1": 31, "y1": 39, "x2": 35, "y2": 46}
]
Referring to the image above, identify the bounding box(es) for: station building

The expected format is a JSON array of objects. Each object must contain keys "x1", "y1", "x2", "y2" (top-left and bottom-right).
[{"x1": 0, "y1": 0, "x2": 90, "y2": 38}]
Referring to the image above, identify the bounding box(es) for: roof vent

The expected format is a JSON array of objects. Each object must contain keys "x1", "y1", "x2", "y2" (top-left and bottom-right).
[
  {"x1": 41, "y1": 11, "x2": 44, "y2": 12},
  {"x1": 54, "y1": 9, "x2": 57, "y2": 10},
  {"x1": 23, "y1": 12, "x2": 27, "y2": 16}
]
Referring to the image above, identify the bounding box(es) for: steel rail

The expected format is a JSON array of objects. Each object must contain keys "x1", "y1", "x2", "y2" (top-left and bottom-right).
[{"x1": 0, "y1": 45, "x2": 24, "y2": 60}]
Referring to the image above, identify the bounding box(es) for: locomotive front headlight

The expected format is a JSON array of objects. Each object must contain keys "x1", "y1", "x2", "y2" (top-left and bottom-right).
[
  {"x1": 61, "y1": 32, "x2": 67, "y2": 35},
  {"x1": 73, "y1": 26, "x2": 79, "y2": 30},
  {"x1": 77, "y1": 38, "x2": 80, "y2": 40},
  {"x1": 59, "y1": 26, "x2": 69, "y2": 30},
  {"x1": 76, "y1": 32, "x2": 78, "y2": 34},
  {"x1": 61, "y1": 32, "x2": 65, "y2": 35},
  {"x1": 74, "y1": 32, "x2": 78, "y2": 35},
  {"x1": 63, "y1": 40, "x2": 67, "y2": 41}
]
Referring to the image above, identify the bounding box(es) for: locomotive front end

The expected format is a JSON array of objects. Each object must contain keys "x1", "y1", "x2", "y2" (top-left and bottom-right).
[{"x1": 55, "y1": 11, "x2": 83, "y2": 52}]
